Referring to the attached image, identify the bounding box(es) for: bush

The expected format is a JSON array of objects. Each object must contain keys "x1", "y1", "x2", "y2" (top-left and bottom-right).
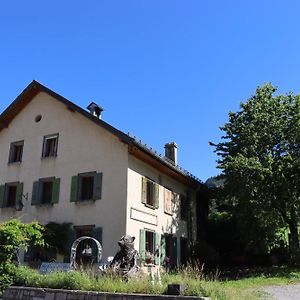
[{"x1": 0, "y1": 219, "x2": 44, "y2": 294}]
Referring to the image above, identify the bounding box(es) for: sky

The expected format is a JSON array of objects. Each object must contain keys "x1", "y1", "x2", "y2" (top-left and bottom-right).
[{"x1": 1, "y1": 1, "x2": 300, "y2": 182}]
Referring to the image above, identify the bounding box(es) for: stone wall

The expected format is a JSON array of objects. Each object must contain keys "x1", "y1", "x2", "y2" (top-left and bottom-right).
[{"x1": 3, "y1": 286, "x2": 210, "y2": 300}]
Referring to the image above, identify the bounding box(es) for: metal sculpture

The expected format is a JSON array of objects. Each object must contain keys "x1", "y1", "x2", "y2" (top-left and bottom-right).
[
  {"x1": 110, "y1": 235, "x2": 140, "y2": 279},
  {"x1": 70, "y1": 236, "x2": 102, "y2": 270}
]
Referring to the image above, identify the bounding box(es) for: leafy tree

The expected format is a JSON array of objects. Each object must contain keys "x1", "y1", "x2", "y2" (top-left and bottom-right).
[
  {"x1": 0, "y1": 219, "x2": 44, "y2": 293},
  {"x1": 210, "y1": 84, "x2": 300, "y2": 256},
  {"x1": 0, "y1": 219, "x2": 44, "y2": 263}
]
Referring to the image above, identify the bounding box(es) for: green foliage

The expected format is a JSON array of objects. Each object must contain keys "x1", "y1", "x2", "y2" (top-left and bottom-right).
[
  {"x1": 11, "y1": 265, "x2": 300, "y2": 300},
  {"x1": 0, "y1": 219, "x2": 44, "y2": 294},
  {"x1": 210, "y1": 83, "x2": 300, "y2": 257},
  {"x1": 0, "y1": 219, "x2": 44, "y2": 263},
  {"x1": 44, "y1": 222, "x2": 72, "y2": 255}
]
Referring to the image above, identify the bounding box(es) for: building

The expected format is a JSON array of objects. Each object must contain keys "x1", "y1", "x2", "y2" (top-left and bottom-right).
[{"x1": 0, "y1": 81, "x2": 204, "y2": 265}]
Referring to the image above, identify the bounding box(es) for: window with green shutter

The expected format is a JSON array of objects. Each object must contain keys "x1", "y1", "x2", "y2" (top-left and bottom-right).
[
  {"x1": 141, "y1": 177, "x2": 159, "y2": 209},
  {"x1": 140, "y1": 229, "x2": 163, "y2": 265},
  {"x1": 31, "y1": 178, "x2": 60, "y2": 205},
  {"x1": 1, "y1": 182, "x2": 23, "y2": 209},
  {"x1": 70, "y1": 172, "x2": 103, "y2": 202}
]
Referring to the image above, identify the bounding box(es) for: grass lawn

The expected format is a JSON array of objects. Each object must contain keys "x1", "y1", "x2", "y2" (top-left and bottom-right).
[{"x1": 10, "y1": 266, "x2": 300, "y2": 300}]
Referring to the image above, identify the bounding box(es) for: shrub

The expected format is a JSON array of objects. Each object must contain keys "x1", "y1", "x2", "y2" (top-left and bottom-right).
[{"x1": 0, "y1": 219, "x2": 44, "y2": 294}]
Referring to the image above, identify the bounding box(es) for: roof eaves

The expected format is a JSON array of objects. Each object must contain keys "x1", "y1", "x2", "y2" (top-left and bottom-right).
[
  {"x1": 130, "y1": 137, "x2": 203, "y2": 185},
  {"x1": 1, "y1": 81, "x2": 201, "y2": 186}
]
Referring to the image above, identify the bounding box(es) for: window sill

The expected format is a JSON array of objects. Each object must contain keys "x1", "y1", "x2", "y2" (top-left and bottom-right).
[
  {"x1": 7, "y1": 161, "x2": 22, "y2": 165},
  {"x1": 75, "y1": 199, "x2": 95, "y2": 205},
  {"x1": 1, "y1": 206, "x2": 17, "y2": 209},
  {"x1": 41, "y1": 155, "x2": 57, "y2": 160},
  {"x1": 164, "y1": 211, "x2": 173, "y2": 216},
  {"x1": 34, "y1": 203, "x2": 53, "y2": 207},
  {"x1": 144, "y1": 203, "x2": 157, "y2": 210}
]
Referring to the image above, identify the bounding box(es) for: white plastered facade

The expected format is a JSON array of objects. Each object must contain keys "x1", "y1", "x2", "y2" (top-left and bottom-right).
[{"x1": 0, "y1": 89, "x2": 198, "y2": 264}]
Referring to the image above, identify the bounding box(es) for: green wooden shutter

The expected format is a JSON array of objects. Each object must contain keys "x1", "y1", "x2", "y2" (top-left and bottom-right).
[
  {"x1": 93, "y1": 172, "x2": 103, "y2": 200},
  {"x1": 38, "y1": 181, "x2": 44, "y2": 204},
  {"x1": 155, "y1": 233, "x2": 161, "y2": 265},
  {"x1": 92, "y1": 227, "x2": 103, "y2": 261},
  {"x1": 16, "y1": 182, "x2": 24, "y2": 208},
  {"x1": 65, "y1": 227, "x2": 77, "y2": 262},
  {"x1": 70, "y1": 175, "x2": 78, "y2": 202},
  {"x1": 160, "y1": 234, "x2": 166, "y2": 266},
  {"x1": 141, "y1": 177, "x2": 147, "y2": 204},
  {"x1": 154, "y1": 183, "x2": 159, "y2": 209},
  {"x1": 31, "y1": 181, "x2": 40, "y2": 205},
  {"x1": 93, "y1": 227, "x2": 103, "y2": 244},
  {"x1": 172, "y1": 236, "x2": 178, "y2": 267},
  {"x1": 51, "y1": 178, "x2": 60, "y2": 204},
  {"x1": 0, "y1": 184, "x2": 5, "y2": 208},
  {"x1": 139, "y1": 229, "x2": 146, "y2": 259}
]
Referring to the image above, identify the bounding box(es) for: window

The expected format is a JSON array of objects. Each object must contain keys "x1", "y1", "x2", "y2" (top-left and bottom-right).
[
  {"x1": 8, "y1": 140, "x2": 24, "y2": 163},
  {"x1": 6, "y1": 185, "x2": 17, "y2": 207},
  {"x1": 164, "y1": 187, "x2": 175, "y2": 215},
  {"x1": 180, "y1": 237, "x2": 188, "y2": 265},
  {"x1": 180, "y1": 194, "x2": 188, "y2": 221},
  {"x1": 80, "y1": 175, "x2": 94, "y2": 201},
  {"x1": 74, "y1": 225, "x2": 94, "y2": 238},
  {"x1": 145, "y1": 230, "x2": 155, "y2": 254},
  {"x1": 139, "y1": 229, "x2": 164, "y2": 265},
  {"x1": 70, "y1": 172, "x2": 103, "y2": 202},
  {"x1": 31, "y1": 177, "x2": 60, "y2": 205},
  {"x1": 42, "y1": 134, "x2": 58, "y2": 158},
  {"x1": 0, "y1": 182, "x2": 23, "y2": 209},
  {"x1": 40, "y1": 179, "x2": 54, "y2": 204},
  {"x1": 142, "y1": 177, "x2": 159, "y2": 208}
]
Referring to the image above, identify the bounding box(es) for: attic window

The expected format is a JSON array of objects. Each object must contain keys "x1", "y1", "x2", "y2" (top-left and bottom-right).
[
  {"x1": 42, "y1": 134, "x2": 59, "y2": 158},
  {"x1": 9, "y1": 140, "x2": 24, "y2": 163},
  {"x1": 35, "y1": 115, "x2": 42, "y2": 123}
]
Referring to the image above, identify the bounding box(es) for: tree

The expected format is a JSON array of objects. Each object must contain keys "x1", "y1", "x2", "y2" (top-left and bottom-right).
[
  {"x1": 0, "y1": 219, "x2": 44, "y2": 293},
  {"x1": 0, "y1": 219, "x2": 44, "y2": 263},
  {"x1": 210, "y1": 84, "x2": 300, "y2": 256}
]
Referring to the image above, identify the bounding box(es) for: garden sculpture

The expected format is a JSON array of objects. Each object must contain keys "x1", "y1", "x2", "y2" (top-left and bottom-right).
[
  {"x1": 110, "y1": 235, "x2": 140, "y2": 279},
  {"x1": 70, "y1": 236, "x2": 102, "y2": 270}
]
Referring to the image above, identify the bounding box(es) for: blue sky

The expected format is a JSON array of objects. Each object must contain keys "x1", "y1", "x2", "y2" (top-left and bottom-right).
[{"x1": 1, "y1": 1, "x2": 300, "y2": 182}]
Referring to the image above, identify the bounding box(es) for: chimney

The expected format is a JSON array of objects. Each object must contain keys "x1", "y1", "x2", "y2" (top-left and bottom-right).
[
  {"x1": 164, "y1": 142, "x2": 178, "y2": 165},
  {"x1": 87, "y1": 102, "x2": 104, "y2": 119}
]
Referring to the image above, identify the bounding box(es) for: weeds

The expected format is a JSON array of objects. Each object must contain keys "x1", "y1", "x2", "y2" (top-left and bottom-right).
[{"x1": 9, "y1": 265, "x2": 300, "y2": 300}]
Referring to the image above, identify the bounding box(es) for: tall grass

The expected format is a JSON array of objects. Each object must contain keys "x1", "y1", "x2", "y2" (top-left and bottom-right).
[{"x1": 11, "y1": 265, "x2": 300, "y2": 300}]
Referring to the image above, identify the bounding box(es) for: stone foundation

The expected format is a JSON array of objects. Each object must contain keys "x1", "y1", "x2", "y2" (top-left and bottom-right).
[{"x1": 3, "y1": 286, "x2": 210, "y2": 300}]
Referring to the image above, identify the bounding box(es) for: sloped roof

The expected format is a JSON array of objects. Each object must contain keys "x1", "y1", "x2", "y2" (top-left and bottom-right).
[{"x1": 0, "y1": 80, "x2": 203, "y2": 188}]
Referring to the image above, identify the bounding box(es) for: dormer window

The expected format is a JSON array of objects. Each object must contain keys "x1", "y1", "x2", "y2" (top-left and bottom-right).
[{"x1": 42, "y1": 134, "x2": 58, "y2": 158}]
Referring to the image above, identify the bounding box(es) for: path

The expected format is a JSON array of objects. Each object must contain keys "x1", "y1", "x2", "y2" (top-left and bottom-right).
[{"x1": 262, "y1": 283, "x2": 300, "y2": 299}]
